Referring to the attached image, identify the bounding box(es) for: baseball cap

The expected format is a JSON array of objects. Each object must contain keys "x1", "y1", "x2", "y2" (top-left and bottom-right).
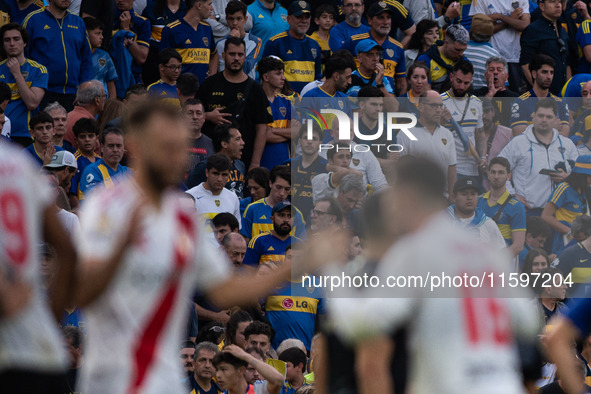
[
  {"x1": 355, "y1": 39, "x2": 382, "y2": 55},
  {"x1": 288, "y1": 1, "x2": 311, "y2": 16},
  {"x1": 367, "y1": 1, "x2": 392, "y2": 18},
  {"x1": 470, "y1": 13, "x2": 494, "y2": 37},
  {"x1": 572, "y1": 155, "x2": 591, "y2": 176},
  {"x1": 453, "y1": 177, "x2": 479, "y2": 194},
  {"x1": 272, "y1": 201, "x2": 292, "y2": 215},
  {"x1": 44, "y1": 150, "x2": 77, "y2": 170}
]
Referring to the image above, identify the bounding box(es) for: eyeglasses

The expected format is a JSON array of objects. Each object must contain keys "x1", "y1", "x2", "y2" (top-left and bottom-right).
[
  {"x1": 163, "y1": 64, "x2": 183, "y2": 71},
  {"x1": 209, "y1": 326, "x2": 225, "y2": 333},
  {"x1": 423, "y1": 103, "x2": 444, "y2": 109},
  {"x1": 557, "y1": 38, "x2": 566, "y2": 54}
]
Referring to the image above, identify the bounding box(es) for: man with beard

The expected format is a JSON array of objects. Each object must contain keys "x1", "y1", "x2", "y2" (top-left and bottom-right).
[
  {"x1": 187, "y1": 342, "x2": 220, "y2": 394},
  {"x1": 75, "y1": 101, "x2": 294, "y2": 393},
  {"x1": 179, "y1": 341, "x2": 196, "y2": 377},
  {"x1": 440, "y1": 60, "x2": 484, "y2": 189},
  {"x1": 309, "y1": 197, "x2": 342, "y2": 235},
  {"x1": 478, "y1": 157, "x2": 526, "y2": 258},
  {"x1": 243, "y1": 201, "x2": 299, "y2": 267},
  {"x1": 447, "y1": 177, "x2": 505, "y2": 248},
  {"x1": 23, "y1": 0, "x2": 92, "y2": 112},
  {"x1": 302, "y1": 55, "x2": 353, "y2": 120},
  {"x1": 342, "y1": 1, "x2": 407, "y2": 94},
  {"x1": 261, "y1": 1, "x2": 322, "y2": 94},
  {"x1": 417, "y1": 24, "x2": 469, "y2": 93},
  {"x1": 197, "y1": 37, "x2": 271, "y2": 170},
  {"x1": 186, "y1": 154, "x2": 241, "y2": 247},
  {"x1": 510, "y1": 54, "x2": 569, "y2": 137},
  {"x1": 328, "y1": 0, "x2": 369, "y2": 52},
  {"x1": 79, "y1": 127, "x2": 129, "y2": 200}
]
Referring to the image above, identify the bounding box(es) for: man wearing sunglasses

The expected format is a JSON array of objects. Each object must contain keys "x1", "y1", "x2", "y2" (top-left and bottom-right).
[{"x1": 520, "y1": 0, "x2": 570, "y2": 96}]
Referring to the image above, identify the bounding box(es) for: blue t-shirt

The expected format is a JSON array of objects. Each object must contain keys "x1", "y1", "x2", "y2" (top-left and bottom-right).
[
  {"x1": 478, "y1": 190, "x2": 526, "y2": 247},
  {"x1": 91, "y1": 48, "x2": 117, "y2": 98},
  {"x1": 329, "y1": 21, "x2": 370, "y2": 53},
  {"x1": 79, "y1": 158, "x2": 130, "y2": 199},
  {"x1": 160, "y1": 18, "x2": 216, "y2": 84},
  {"x1": 262, "y1": 31, "x2": 322, "y2": 94},
  {"x1": 577, "y1": 20, "x2": 591, "y2": 74},
  {"x1": 69, "y1": 150, "x2": 100, "y2": 198},
  {"x1": 302, "y1": 87, "x2": 353, "y2": 143},
  {"x1": 510, "y1": 89, "x2": 569, "y2": 129},
  {"x1": 241, "y1": 198, "x2": 307, "y2": 240},
  {"x1": 112, "y1": 8, "x2": 151, "y2": 83},
  {"x1": 23, "y1": 144, "x2": 63, "y2": 166},
  {"x1": 0, "y1": 58, "x2": 48, "y2": 138},
  {"x1": 6, "y1": 0, "x2": 43, "y2": 24},
  {"x1": 261, "y1": 93, "x2": 292, "y2": 170},
  {"x1": 147, "y1": 79, "x2": 179, "y2": 105},
  {"x1": 243, "y1": 232, "x2": 299, "y2": 267}
]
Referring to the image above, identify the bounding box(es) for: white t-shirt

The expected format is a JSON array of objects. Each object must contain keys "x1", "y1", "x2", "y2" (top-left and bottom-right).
[
  {"x1": 78, "y1": 178, "x2": 229, "y2": 394},
  {"x1": 0, "y1": 144, "x2": 68, "y2": 372},
  {"x1": 330, "y1": 214, "x2": 539, "y2": 394},
  {"x1": 469, "y1": 0, "x2": 529, "y2": 63},
  {"x1": 442, "y1": 93, "x2": 483, "y2": 176},
  {"x1": 457, "y1": 213, "x2": 506, "y2": 249},
  {"x1": 398, "y1": 124, "x2": 457, "y2": 195},
  {"x1": 57, "y1": 208, "x2": 81, "y2": 238},
  {"x1": 186, "y1": 183, "x2": 241, "y2": 245}
]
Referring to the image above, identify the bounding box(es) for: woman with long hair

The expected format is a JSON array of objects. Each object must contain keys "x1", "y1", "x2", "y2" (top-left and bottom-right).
[
  {"x1": 404, "y1": 19, "x2": 439, "y2": 67},
  {"x1": 398, "y1": 61, "x2": 430, "y2": 116},
  {"x1": 522, "y1": 247, "x2": 550, "y2": 276},
  {"x1": 542, "y1": 156, "x2": 591, "y2": 253}
]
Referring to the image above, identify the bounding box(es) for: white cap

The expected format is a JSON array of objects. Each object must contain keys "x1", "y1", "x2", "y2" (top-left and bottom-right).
[{"x1": 44, "y1": 150, "x2": 77, "y2": 169}]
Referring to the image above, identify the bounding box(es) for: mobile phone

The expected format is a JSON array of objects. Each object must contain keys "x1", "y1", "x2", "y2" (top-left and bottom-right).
[{"x1": 539, "y1": 168, "x2": 560, "y2": 175}]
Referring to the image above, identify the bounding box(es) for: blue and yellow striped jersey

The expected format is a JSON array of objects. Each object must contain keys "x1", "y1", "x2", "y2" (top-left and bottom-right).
[
  {"x1": 478, "y1": 190, "x2": 526, "y2": 246},
  {"x1": 0, "y1": 58, "x2": 48, "y2": 138},
  {"x1": 265, "y1": 279, "x2": 324, "y2": 350},
  {"x1": 69, "y1": 150, "x2": 100, "y2": 197},
  {"x1": 577, "y1": 20, "x2": 591, "y2": 74},
  {"x1": 160, "y1": 19, "x2": 216, "y2": 84},
  {"x1": 241, "y1": 198, "x2": 307, "y2": 240},
  {"x1": 261, "y1": 31, "x2": 322, "y2": 94},
  {"x1": 548, "y1": 182, "x2": 588, "y2": 253},
  {"x1": 261, "y1": 93, "x2": 292, "y2": 170},
  {"x1": 342, "y1": 32, "x2": 405, "y2": 87},
  {"x1": 147, "y1": 79, "x2": 180, "y2": 106},
  {"x1": 243, "y1": 232, "x2": 300, "y2": 267},
  {"x1": 510, "y1": 89, "x2": 570, "y2": 129}
]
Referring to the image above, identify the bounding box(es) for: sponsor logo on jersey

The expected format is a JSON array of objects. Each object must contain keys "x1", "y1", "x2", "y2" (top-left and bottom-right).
[
  {"x1": 43, "y1": 25, "x2": 51, "y2": 30},
  {"x1": 282, "y1": 298, "x2": 294, "y2": 309},
  {"x1": 259, "y1": 215, "x2": 267, "y2": 219},
  {"x1": 215, "y1": 199, "x2": 220, "y2": 207},
  {"x1": 99, "y1": 58, "x2": 106, "y2": 67},
  {"x1": 185, "y1": 39, "x2": 192, "y2": 44},
  {"x1": 386, "y1": 48, "x2": 394, "y2": 57}
]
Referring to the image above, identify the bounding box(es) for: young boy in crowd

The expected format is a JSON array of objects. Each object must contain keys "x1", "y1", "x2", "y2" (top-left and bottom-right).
[
  {"x1": 84, "y1": 17, "x2": 117, "y2": 99},
  {"x1": 310, "y1": 4, "x2": 336, "y2": 62},
  {"x1": 69, "y1": 118, "x2": 101, "y2": 208}
]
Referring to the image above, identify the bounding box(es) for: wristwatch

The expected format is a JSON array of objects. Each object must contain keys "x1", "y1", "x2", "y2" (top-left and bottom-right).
[{"x1": 444, "y1": 15, "x2": 451, "y2": 24}]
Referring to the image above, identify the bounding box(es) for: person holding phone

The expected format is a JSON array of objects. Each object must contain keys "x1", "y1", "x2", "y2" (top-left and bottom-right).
[
  {"x1": 499, "y1": 98, "x2": 578, "y2": 217},
  {"x1": 541, "y1": 155, "x2": 591, "y2": 253}
]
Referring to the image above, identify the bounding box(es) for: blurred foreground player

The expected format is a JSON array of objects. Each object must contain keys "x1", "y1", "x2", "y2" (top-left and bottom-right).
[
  {"x1": 0, "y1": 143, "x2": 77, "y2": 393},
  {"x1": 75, "y1": 101, "x2": 292, "y2": 394},
  {"x1": 329, "y1": 156, "x2": 540, "y2": 393}
]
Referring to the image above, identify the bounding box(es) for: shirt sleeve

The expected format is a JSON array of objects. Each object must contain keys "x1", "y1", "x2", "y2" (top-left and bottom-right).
[
  {"x1": 511, "y1": 201, "x2": 527, "y2": 233},
  {"x1": 159, "y1": 26, "x2": 172, "y2": 49},
  {"x1": 519, "y1": 25, "x2": 538, "y2": 66},
  {"x1": 32, "y1": 63, "x2": 49, "y2": 89},
  {"x1": 136, "y1": 17, "x2": 151, "y2": 47},
  {"x1": 243, "y1": 236, "x2": 261, "y2": 267},
  {"x1": 79, "y1": 29, "x2": 94, "y2": 83},
  {"x1": 328, "y1": 25, "x2": 345, "y2": 53},
  {"x1": 241, "y1": 203, "x2": 254, "y2": 238},
  {"x1": 294, "y1": 210, "x2": 307, "y2": 239},
  {"x1": 391, "y1": 1, "x2": 414, "y2": 31},
  {"x1": 548, "y1": 182, "x2": 570, "y2": 207},
  {"x1": 261, "y1": 37, "x2": 276, "y2": 58}
]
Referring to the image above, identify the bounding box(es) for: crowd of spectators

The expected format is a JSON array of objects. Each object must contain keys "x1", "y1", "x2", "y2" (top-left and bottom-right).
[{"x1": 8, "y1": 0, "x2": 591, "y2": 392}]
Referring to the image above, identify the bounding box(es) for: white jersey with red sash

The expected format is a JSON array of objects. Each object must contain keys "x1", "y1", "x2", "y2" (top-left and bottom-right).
[{"x1": 77, "y1": 178, "x2": 229, "y2": 394}]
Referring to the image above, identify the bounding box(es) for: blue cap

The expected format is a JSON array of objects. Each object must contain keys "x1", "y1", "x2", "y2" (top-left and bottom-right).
[
  {"x1": 272, "y1": 201, "x2": 292, "y2": 215},
  {"x1": 572, "y1": 155, "x2": 591, "y2": 175},
  {"x1": 355, "y1": 39, "x2": 382, "y2": 55},
  {"x1": 288, "y1": 1, "x2": 311, "y2": 16}
]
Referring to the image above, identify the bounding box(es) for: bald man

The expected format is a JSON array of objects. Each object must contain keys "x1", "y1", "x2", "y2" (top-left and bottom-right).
[
  {"x1": 397, "y1": 90, "x2": 458, "y2": 197},
  {"x1": 222, "y1": 232, "x2": 247, "y2": 267}
]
